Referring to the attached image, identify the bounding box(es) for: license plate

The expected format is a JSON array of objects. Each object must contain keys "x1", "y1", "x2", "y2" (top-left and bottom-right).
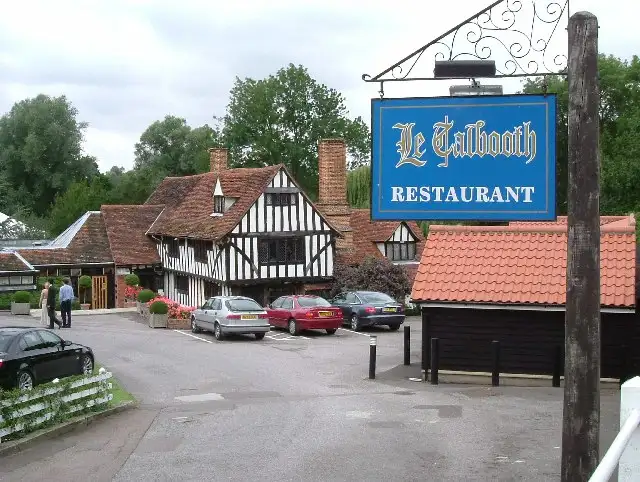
[
  {"x1": 318, "y1": 311, "x2": 332, "y2": 317},
  {"x1": 383, "y1": 307, "x2": 397, "y2": 313},
  {"x1": 241, "y1": 315, "x2": 258, "y2": 320}
]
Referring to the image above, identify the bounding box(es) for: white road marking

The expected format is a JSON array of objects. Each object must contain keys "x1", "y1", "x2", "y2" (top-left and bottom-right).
[
  {"x1": 173, "y1": 330, "x2": 214, "y2": 344},
  {"x1": 337, "y1": 328, "x2": 371, "y2": 337},
  {"x1": 175, "y1": 392, "x2": 224, "y2": 402}
]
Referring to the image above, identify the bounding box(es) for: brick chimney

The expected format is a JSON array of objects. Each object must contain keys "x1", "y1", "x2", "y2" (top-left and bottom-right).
[
  {"x1": 316, "y1": 139, "x2": 353, "y2": 252},
  {"x1": 209, "y1": 147, "x2": 228, "y2": 175}
]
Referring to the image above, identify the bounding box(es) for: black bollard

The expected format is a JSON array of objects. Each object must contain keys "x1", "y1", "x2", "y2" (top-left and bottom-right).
[
  {"x1": 430, "y1": 337, "x2": 439, "y2": 385},
  {"x1": 552, "y1": 345, "x2": 562, "y2": 387},
  {"x1": 491, "y1": 340, "x2": 500, "y2": 387},
  {"x1": 369, "y1": 336, "x2": 377, "y2": 379},
  {"x1": 404, "y1": 325, "x2": 410, "y2": 366}
]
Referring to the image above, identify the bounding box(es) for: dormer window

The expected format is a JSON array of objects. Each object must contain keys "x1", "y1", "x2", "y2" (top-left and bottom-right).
[
  {"x1": 214, "y1": 195, "x2": 225, "y2": 214},
  {"x1": 385, "y1": 241, "x2": 417, "y2": 261}
]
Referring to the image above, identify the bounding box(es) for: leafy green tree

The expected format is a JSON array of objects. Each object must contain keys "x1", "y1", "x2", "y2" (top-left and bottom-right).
[
  {"x1": 330, "y1": 257, "x2": 411, "y2": 302},
  {"x1": 522, "y1": 54, "x2": 640, "y2": 216},
  {"x1": 347, "y1": 165, "x2": 371, "y2": 208},
  {"x1": 134, "y1": 115, "x2": 220, "y2": 176},
  {"x1": 105, "y1": 167, "x2": 165, "y2": 205},
  {"x1": 48, "y1": 175, "x2": 112, "y2": 235},
  {"x1": 0, "y1": 94, "x2": 99, "y2": 217},
  {"x1": 222, "y1": 64, "x2": 371, "y2": 197}
]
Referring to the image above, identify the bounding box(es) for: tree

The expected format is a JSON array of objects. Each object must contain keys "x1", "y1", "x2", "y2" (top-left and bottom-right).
[
  {"x1": 347, "y1": 165, "x2": 372, "y2": 208},
  {"x1": 0, "y1": 209, "x2": 48, "y2": 240},
  {"x1": 48, "y1": 175, "x2": 112, "y2": 235},
  {"x1": 0, "y1": 94, "x2": 99, "y2": 217},
  {"x1": 105, "y1": 167, "x2": 165, "y2": 205},
  {"x1": 330, "y1": 257, "x2": 411, "y2": 302},
  {"x1": 222, "y1": 64, "x2": 371, "y2": 197},
  {"x1": 134, "y1": 115, "x2": 220, "y2": 176},
  {"x1": 521, "y1": 54, "x2": 640, "y2": 216}
]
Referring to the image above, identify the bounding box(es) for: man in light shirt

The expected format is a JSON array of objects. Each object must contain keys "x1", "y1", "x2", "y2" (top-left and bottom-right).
[{"x1": 59, "y1": 278, "x2": 75, "y2": 328}]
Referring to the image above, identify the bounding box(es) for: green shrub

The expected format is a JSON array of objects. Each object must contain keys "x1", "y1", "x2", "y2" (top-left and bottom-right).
[
  {"x1": 149, "y1": 300, "x2": 168, "y2": 315},
  {"x1": 78, "y1": 275, "x2": 92, "y2": 304},
  {"x1": 13, "y1": 291, "x2": 31, "y2": 303},
  {"x1": 137, "y1": 289, "x2": 155, "y2": 303},
  {"x1": 124, "y1": 273, "x2": 140, "y2": 287},
  {"x1": 78, "y1": 275, "x2": 92, "y2": 289},
  {"x1": 72, "y1": 300, "x2": 81, "y2": 310},
  {"x1": 37, "y1": 276, "x2": 63, "y2": 290},
  {"x1": 0, "y1": 293, "x2": 11, "y2": 310}
]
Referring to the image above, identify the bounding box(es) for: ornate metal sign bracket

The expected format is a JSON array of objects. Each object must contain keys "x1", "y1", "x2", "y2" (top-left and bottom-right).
[{"x1": 363, "y1": 0, "x2": 569, "y2": 87}]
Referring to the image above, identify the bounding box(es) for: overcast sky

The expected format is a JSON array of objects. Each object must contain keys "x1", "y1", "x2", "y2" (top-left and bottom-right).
[{"x1": 1, "y1": 0, "x2": 637, "y2": 172}]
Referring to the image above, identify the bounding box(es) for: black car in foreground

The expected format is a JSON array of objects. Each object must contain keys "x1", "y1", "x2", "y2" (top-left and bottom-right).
[
  {"x1": 330, "y1": 290, "x2": 405, "y2": 331},
  {"x1": 0, "y1": 327, "x2": 94, "y2": 391}
]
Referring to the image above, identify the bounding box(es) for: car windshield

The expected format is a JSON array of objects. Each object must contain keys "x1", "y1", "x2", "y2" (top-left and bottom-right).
[
  {"x1": 297, "y1": 296, "x2": 331, "y2": 308},
  {"x1": 361, "y1": 292, "x2": 396, "y2": 303},
  {"x1": 227, "y1": 299, "x2": 263, "y2": 312},
  {"x1": 0, "y1": 333, "x2": 13, "y2": 351}
]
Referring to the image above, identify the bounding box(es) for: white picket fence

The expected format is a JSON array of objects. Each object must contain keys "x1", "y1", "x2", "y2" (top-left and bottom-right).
[{"x1": 0, "y1": 369, "x2": 113, "y2": 443}]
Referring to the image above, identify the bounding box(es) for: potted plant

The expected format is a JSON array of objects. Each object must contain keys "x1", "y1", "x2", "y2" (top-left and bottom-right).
[
  {"x1": 148, "y1": 300, "x2": 168, "y2": 328},
  {"x1": 137, "y1": 289, "x2": 155, "y2": 316},
  {"x1": 124, "y1": 273, "x2": 140, "y2": 288},
  {"x1": 123, "y1": 273, "x2": 141, "y2": 308},
  {"x1": 11, "y1": 291, "x2": 32, "y2": 315},
  {"x1": 78, "y1": 275, "x2": 92, "y2": 310}
]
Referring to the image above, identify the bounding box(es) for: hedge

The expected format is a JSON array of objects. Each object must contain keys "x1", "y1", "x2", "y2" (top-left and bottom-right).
[
  {"x1": 0, "y1": 291, "x2": 80, "y2": 311},
  {"x1": 12, "y1": 291, "x2": 31, "y2": 303},
  {"x1": 149, "y1": 300, "x2": 168, "y2": 315},
  {"x1": 124, "y1": 273, "x2": 140, "y2": 287},
  {"x1": 137, "y1": 289, "x2": 155, "y2": 303}
]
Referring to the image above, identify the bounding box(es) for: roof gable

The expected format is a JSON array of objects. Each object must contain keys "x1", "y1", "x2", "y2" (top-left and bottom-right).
[
  {"x1": 16, "y1": 212, "x2": 113, "y2": 266},
  {"x1": 145, "y1": 165, "x2": 281, "y2": 240},
  {"x1": 385, "y1": 222, "x2": 419, "y2": 243},
  {"x1": 0, "y1": 251, "x2": 36, "y2": 272},
  {"x1": 101, "y1": 205, "x2": 164, "y2": 265},
  {"x1": 338, "y1": 209, "x2": 426, "y2": 265},
  {"x1": 412, "y1": 216, "x2": 637, "y2": 308},
  {"x1": 228, "y1": 165, "x2": 344, "y2": 237}
]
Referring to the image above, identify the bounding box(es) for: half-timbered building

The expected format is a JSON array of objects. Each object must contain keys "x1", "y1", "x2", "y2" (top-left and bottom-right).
[{"x1": 144, "y1": 147, "x2": 342, "y2": 307}]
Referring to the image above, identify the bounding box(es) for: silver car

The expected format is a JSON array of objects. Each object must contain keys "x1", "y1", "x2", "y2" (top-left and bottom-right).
[{"x1": 190, "y1": 296, "x2": 270, "y2": 341}]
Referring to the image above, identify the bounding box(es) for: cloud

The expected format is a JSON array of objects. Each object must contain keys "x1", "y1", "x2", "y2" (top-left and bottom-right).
[{"x1": 0, "y1": 0, "x2": 637, "y2": 171}]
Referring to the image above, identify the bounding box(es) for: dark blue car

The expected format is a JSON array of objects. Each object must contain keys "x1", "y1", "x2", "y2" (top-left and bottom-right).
[{"x1": 330, "y1": 291, "x2": 405, "y2": 331}]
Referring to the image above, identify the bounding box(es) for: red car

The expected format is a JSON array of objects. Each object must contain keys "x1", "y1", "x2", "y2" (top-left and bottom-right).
[{"x1": 265, "y1": 295, "x2": 343, "y2": 336}]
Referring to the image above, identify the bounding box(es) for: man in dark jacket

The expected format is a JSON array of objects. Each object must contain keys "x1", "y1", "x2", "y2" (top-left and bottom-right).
[{"x1": 47, "y1": 279, "x2": 62, "y2": 329}]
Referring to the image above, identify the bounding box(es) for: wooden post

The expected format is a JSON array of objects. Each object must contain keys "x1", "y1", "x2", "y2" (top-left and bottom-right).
[{"x1": 561, "y1": 11, "x2": 600, "y2": 482}]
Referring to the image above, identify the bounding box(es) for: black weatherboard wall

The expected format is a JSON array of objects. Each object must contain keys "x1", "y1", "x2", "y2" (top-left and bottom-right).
[{"x1": 422, "y1": 307, "x2": 640, "y2": 379}]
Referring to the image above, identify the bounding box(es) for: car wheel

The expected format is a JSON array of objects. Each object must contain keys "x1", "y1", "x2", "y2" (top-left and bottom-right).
[
  {"x1": 255, "y1": 333, "x2": 265, "y2": 340},
  {"x1": 80, "y1": 354, "x2": 94, "y2": 376},
  {"x1": 350, "y1": 314, "x2": 360, "y2": 331},
  {"x1": 389, "y1": 324, "x2": 401, "y2": 331},
  {"x1": 191, "y1": 316, "x2": 200, "y2": 333},
  {"x1": 214, "y1": 322, "x2": 224, "y2": 341},
  {"x1": 326, "y1": 329, "x2": 337, "y2": 335},
  {"x1": 17, "y1": 370, "x2": 34, "y2": 390},
  {"x1": 288, "y1": 319, "x2": 298, "y2": 336}
]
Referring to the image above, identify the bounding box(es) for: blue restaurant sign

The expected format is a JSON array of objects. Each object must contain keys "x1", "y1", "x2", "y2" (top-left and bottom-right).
[{"x1": 370, "y1": 94, "x2": 557, "y2": 221}]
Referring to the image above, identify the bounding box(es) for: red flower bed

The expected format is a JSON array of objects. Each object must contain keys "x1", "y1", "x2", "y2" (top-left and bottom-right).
[
  {"x1": 147, "y1": 295, "x2": 195, "y2": 320},
  {"x1": 124, "y1": 285, "x2": 142, "y2": 301}
]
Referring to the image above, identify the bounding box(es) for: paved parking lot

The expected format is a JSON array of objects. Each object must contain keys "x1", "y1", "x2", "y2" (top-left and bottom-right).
[{"x1": 0, "y1": 312, "x2": 621, "y2": 482}]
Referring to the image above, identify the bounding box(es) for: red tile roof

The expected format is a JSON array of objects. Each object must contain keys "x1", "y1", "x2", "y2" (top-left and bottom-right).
[
  {"x1": 412, "y1": 215, "x2": 636, "y2": 308},
  {"x1": 0, "y1": 252, "x2": 36, "y2": 272},
  {"x1": 336, "y1": 209, "x2": 426, "y2": 266},
  {"x1": 145, "y1": 165, "x2": 282, "y2": 240},
  {"x1": 17, "y1": 212, "x2": 113, "y2": 266},
  {"x1": 101, "y1": 205, "x2": 164, "y2": 265}
]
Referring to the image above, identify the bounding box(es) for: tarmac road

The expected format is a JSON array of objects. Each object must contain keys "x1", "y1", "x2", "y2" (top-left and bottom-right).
[{"x1": 0, "y1": 313, "x2": 621, "y2": 481}]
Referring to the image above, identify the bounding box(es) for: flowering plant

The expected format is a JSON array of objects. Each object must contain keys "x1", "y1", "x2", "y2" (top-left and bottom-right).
[
  {"x1": 147, "y1": 295, "x2": 195, "y2": 319},
  {"x1": 124, "y1": 285, "x2": 143, "y2": 301}
]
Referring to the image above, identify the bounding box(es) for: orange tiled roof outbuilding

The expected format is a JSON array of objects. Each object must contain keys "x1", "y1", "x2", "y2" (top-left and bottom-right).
[{"x1": 411, "y1": 215, "x2": 636, "y2": 308}]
